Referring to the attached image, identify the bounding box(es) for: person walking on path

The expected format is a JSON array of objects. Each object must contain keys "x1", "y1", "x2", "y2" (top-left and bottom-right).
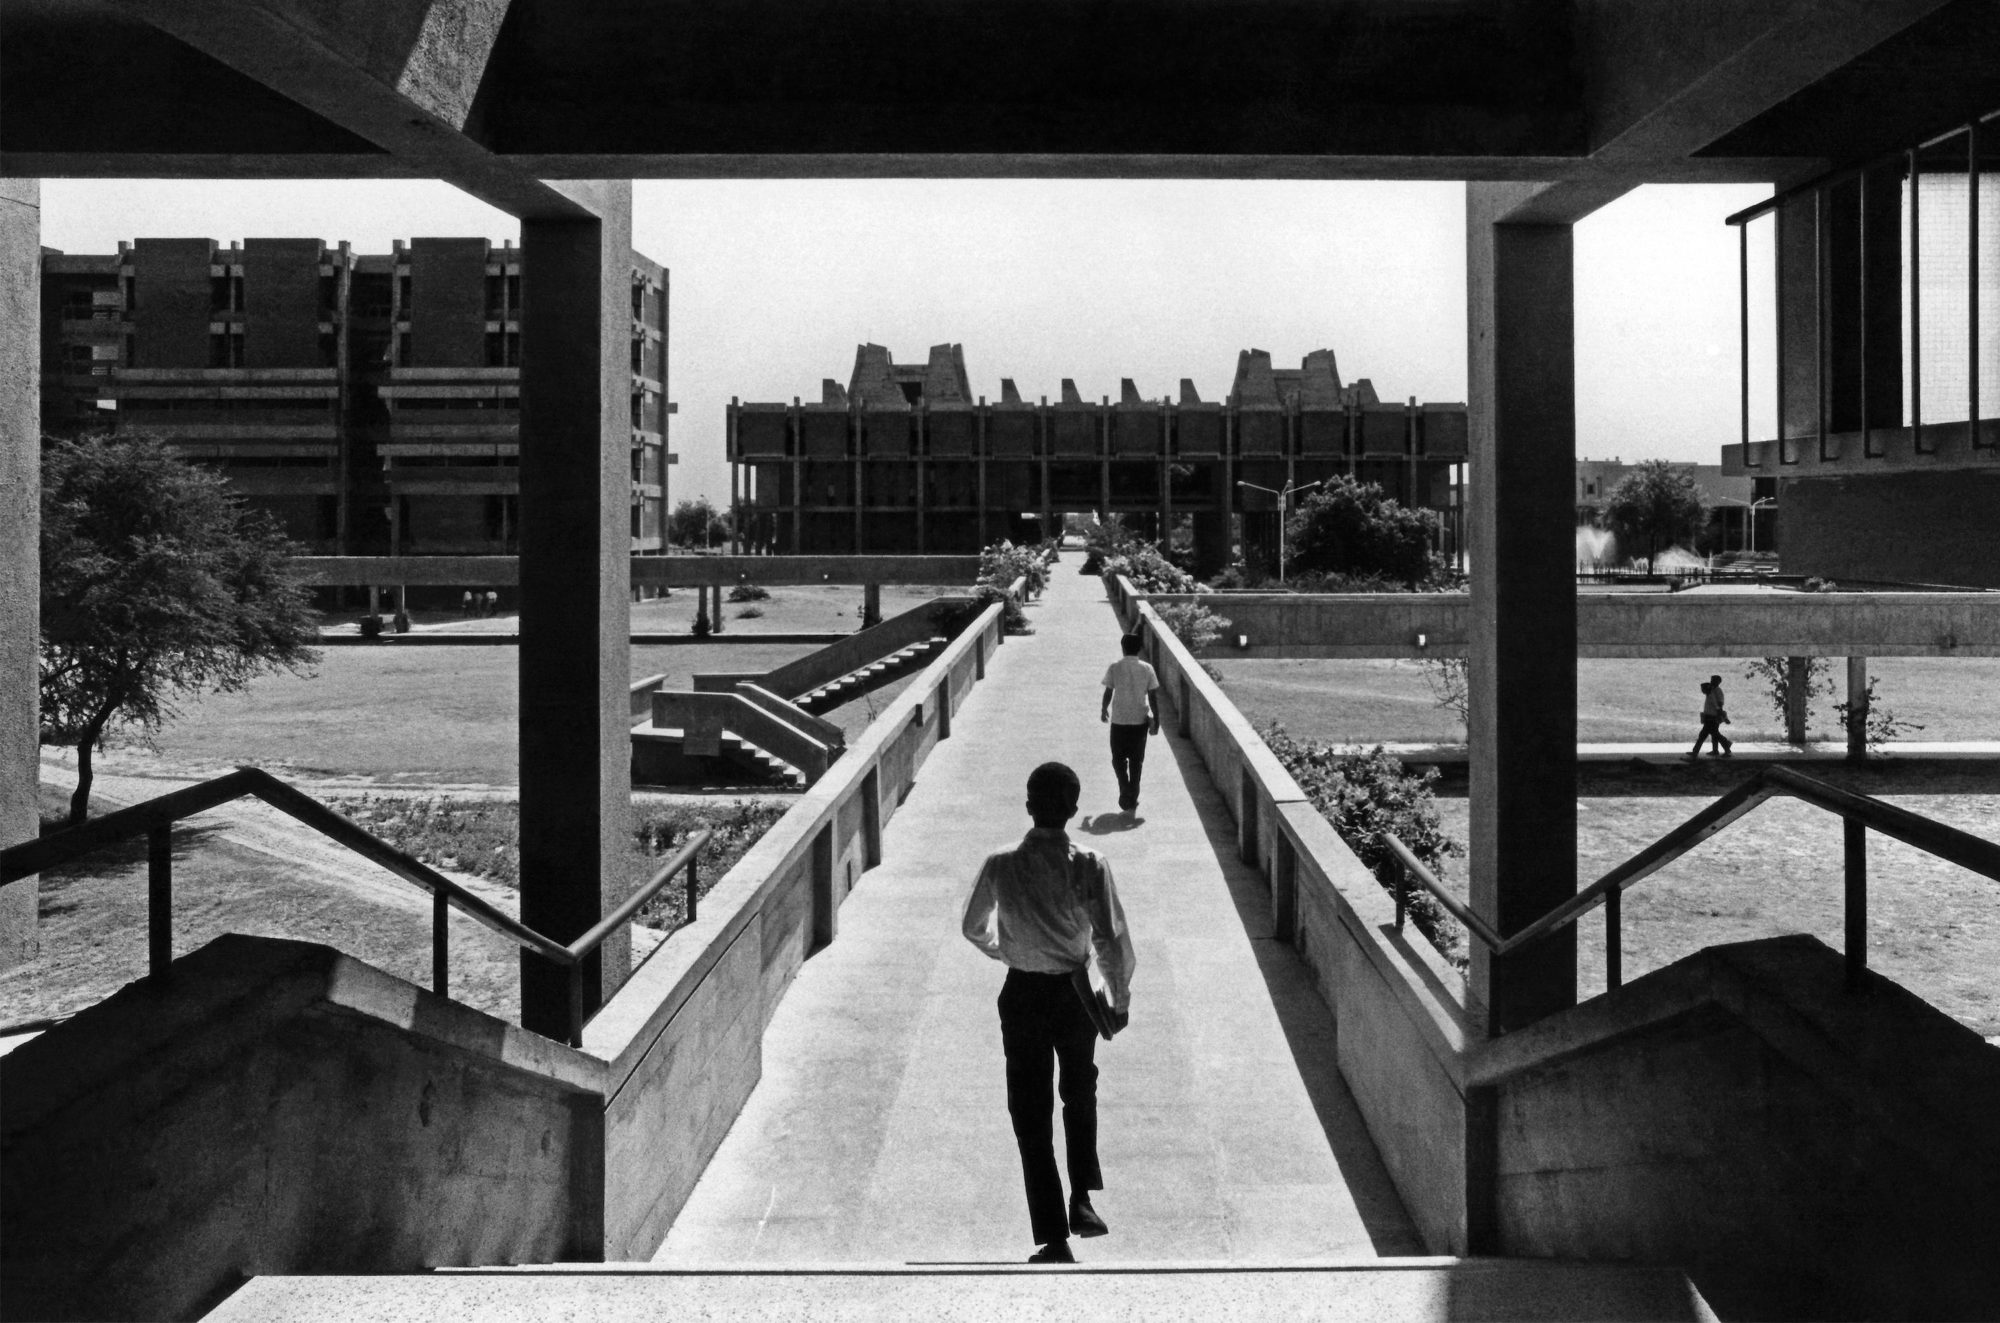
[
  {"x1": 962, "y1": 762, "x2": 1137, "y2": 1265},
  {"x1": 1100, "y1": 633, "x2": 1160, "y2": 813},
  {"x1": 1688, "y1": 674, "x2": 1734, "y2": 759}
]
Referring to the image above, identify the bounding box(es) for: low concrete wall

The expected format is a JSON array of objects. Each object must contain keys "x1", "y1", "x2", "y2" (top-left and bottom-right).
[
  {"x1": 1143, "y1": 588, "x2": 2000, "y2": 658},
  {"x1": 0, "y1": 935, "x2": 604, "y2": 1323},
  {"x1": 1110, "y1": 574, "x2": 1480, "y2": 1253},
  {"x1": 582, "y1": 593, "x2": 1009, "y2": 1259},
  {"x1": 1778, "y1": 470, "x2": 2000, "y2": 592},
  {"x1": 1470, "y1": 936, "x2": 2000, "y2": 1322}
]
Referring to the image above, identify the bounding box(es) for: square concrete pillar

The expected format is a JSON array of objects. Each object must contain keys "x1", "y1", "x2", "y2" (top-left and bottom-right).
[
  {"x1": 0, "y1": 180, "x2": 41, "y2": 972},
  {"x1": 1465, "y1": 184, "x2": 1578, "y2": 1036},
  {"x1": 517, "y1": 182, "x2": 635, "y2": 1039}
]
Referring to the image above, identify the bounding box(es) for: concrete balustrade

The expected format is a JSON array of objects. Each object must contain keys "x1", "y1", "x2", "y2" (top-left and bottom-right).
[
  {"x1": 583, "y1": 592, "x2": 1008, "y2": 1257},
  {"x1": 1109, "y1": 573, "x2": 1479, "y2": 1252}
]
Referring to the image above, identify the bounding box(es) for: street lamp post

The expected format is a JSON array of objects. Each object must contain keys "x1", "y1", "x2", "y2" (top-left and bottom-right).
[
  {"x1": 1715, "y1": 495, "x2": 1776, "y2": 556},
  {"x1": 1235, "y1": 479, "x2": 1322, "y2": 583}
]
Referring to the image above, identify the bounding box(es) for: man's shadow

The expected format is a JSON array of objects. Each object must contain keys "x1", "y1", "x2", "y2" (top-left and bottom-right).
[{"x1": 1077, "y1": 812, "x2": 1142, "y2": 834}]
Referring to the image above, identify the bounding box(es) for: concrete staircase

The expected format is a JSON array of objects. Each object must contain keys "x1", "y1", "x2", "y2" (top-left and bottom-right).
[
  {"x1": 718, "y1": 730, "x2": 808, "y2": 787},
  {"x1": 211, "y1": 1259, "x2": 1715, "y2": 1321},
  {"x1": 796, "y1": 637, "x2": 946, "y2": 714}
]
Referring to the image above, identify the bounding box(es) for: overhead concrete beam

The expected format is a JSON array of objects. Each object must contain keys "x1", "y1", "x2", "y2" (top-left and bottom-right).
[
  {"x1": 107, "y1": 0, "x2": 589, "y2": 220},
  {"x1": 293, "y1": 555, "x2": 984, "y2": 588}
]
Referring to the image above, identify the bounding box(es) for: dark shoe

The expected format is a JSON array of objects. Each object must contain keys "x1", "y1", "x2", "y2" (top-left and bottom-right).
[
  {"x1": 1028, "y1": 1240, "x2": 1076, "y2": 1264},
  {"x1": 1070, "y1": 1193, "x2": 1109, "y2": 1238}
]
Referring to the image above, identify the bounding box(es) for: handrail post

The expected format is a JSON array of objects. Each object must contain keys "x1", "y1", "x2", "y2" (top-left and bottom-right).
[
  {"x1": 1845, "y1": 817, "x2": 1868, "y2": 989},
  {"x1": 1394, "y1": 857, "x2": 1407, "y2": 931},
  {"x1": 1604, "y1": 886, "x2": 1622, "y2": 991},
  {"x1": 568, "y1": 960, "x2": 585, "y2": 1048},
  {"x1": 686, "y1": 852, "x2": 699, "y2": 925},
  {"x1": 148, "y1": 825, "x2": 172, "y2": 979},
  {"x1": 432, "y1": 888, "x2": 449, "y2": 997}
]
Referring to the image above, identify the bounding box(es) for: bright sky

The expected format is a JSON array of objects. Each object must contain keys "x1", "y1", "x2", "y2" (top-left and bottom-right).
[{"x1": 41, "y1": 178, "x2": 1772, "y2": 506}]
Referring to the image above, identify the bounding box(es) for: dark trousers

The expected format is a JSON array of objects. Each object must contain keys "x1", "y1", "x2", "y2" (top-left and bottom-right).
[
  {"x1": 1109, "y1": 721, "x2": 1149, "y2": 808},
  {"x1": 998, "y1": 968, "x2": 1101, "y2": 1245},
  {"x1": 1692, "y1": 715, "x2": 1732, "y2": 754}
]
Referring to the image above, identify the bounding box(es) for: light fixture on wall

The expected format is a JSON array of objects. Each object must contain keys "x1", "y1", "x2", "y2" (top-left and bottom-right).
[
  {"x1": 1236, "y1": 634, "x2": 1249, "y2": 649},
  {"x1": 1415, "y1": 632, "x2": 1428, "y2": 650}
]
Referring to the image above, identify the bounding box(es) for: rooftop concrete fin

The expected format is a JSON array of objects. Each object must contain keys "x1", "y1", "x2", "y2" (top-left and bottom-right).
[
  {"x1": 1059, "y1": 379, "x2": 1084, "y2": 405},
  {"x1": 1120, "y1": 379, "x2": 1146, "y2": 407},
  {"x1": 110, "y1": 0, "x2": 593, "y2": 222},
  {"x1": 1232, "y1": 349, "x2": 1279, "y2": 405},
  {"x1": 923, "y1": 343, "x2": 970, "y2": 404},
  {"x1": 1300, "y1": 349, "x2": 1344, "y2": 401},
  {"x1": 820, "y1": 379, "x2": 848, "y2": 406},
  {"x1": 999, "y1": 379, "x2": 1023, "y2": 404},
  {"x1": 1179, "y1": 379, "x2": 1203, "y2": 405},
  {"x1": 849, "y1": 342, "x2": 907, "y2": 409},
  {"x1": 1347, "y1": 378, "x2": 1380, "y2": 406}
]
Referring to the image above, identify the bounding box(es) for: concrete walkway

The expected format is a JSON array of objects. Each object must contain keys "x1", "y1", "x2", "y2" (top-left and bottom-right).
[{"x1": 655, "y1": 567, "x2": 1421, "y2": 1267}]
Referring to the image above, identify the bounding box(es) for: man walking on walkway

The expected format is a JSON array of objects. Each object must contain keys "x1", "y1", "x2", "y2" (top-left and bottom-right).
[
  {"x1": 962, "y1": 762, "x2": 1137, "y2": 1264},
  {"x1": 1101, "y1": 633, "x2": 1160, "y2": 813}
]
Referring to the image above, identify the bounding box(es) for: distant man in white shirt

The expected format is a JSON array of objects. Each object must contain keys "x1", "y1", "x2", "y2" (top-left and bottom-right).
[
  {"x1": 1100, "y1": 633, "x2": 1161, "y2": 813},
  {"x1": 962, "y1": 762, "x2": 1137, "y2": 1264}
]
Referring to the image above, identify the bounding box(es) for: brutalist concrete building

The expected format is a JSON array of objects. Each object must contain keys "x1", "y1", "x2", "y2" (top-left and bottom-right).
[
  {"x1": 728, "y1": 343, "x2": 1466, "y2": 571},
  {"x1": 41, "y1": 237, "x2": 674, "y2": 557}
]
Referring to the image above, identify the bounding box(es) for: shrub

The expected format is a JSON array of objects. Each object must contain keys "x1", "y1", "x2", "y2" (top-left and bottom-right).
[
  {"x1": 1260, "y1": 724, "x2": 1466, "y2": 968},
  {"x1": 1102, "y1": 542, "x2": 1206, "y2": 594},
  {"x1": 1743, "y1": 656, "x2": 1832, "y2": 742},
  {"x1": 735, "y1": 606, "x2": 764, "y2": 619},
  {"x1": 1285, "y1": 475, "x2": 1442, "y2": 587},
  {"x1": 726, "y1": 583, "x2": 770, "y2": 603},
  {"x1": 979, "y1": 541, "x2": 1048, "y2": 598},
  {"x1": 931, "y1": 584, "x2": 1028, "y2": 637},
  {"x1": 1833, "y1": 679, "x2": 1925, "y2": 757},
  {"x1": 1154, "y1": 602, "x2": 1231, "y2": 653},
  {"x1": 1420, "y1": 657, "x2": 1469, "y2": 726},
  {"x1": 690, "y1": 609, "x2": 712, "y2": 638}
]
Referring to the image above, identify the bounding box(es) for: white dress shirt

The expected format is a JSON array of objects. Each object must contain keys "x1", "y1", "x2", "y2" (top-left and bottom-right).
[{"x1": 962, "y1": 827, "x2": 1136, "y2": 1013}]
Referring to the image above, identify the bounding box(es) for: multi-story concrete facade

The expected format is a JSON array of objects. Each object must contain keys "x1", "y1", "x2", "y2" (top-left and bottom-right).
[
  {"x1": 1721, "y1": 112, "x2": 1999, "y2": 587},
  {"x1": 39, "y1": 238, "x2": 674, "y2": 558},
  {"x1": 728, "y1": 343, "x2": 1466, "y2": 571}
]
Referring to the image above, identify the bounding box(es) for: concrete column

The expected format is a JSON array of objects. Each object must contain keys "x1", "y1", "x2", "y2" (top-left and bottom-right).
[
  {"x1": 0, "y1": 179, "x2": 41, "y2": 972},
  {"x1": 711, "y1": 582, "x2": 724, "y2": 634},
  {"x1": 517, "y1": 181, "x2": 635, "y2": 1038},
  {"x1": 1846, "y1": 656, "x2": 1869, "y2": 762},
  {"x1": 1785, "y1": 656, "x2": 1811, "y2": 744},
  {"x1": 1465, "y1": 184, "x2": 1578, "y2": 1036},
  {"x1": 862, "y1": 582, "x2": 881, "y2": 628}
]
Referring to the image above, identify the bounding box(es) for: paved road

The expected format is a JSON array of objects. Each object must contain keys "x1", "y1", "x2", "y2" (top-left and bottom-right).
[{"x1": 656, "y1": 568, "x2": 1422, "y2": 1267}]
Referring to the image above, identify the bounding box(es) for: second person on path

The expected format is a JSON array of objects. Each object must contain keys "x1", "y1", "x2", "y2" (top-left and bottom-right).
[{"x1": 1100, "y1": 633, "x2": 1160, "y2": 813}]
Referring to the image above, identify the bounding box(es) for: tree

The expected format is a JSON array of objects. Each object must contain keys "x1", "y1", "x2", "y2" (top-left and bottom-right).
[
  {"x1": 39, "y1": 436, "x2": 321, "y2": 824},
  {"x1": 667, "y1": 497, "x2": 731, "y2": 549},
  {"x1": 1602, "y1": 460, "x2": 1704, "y2": 568},
  {"x1": 1284, "y1": 476, "x2": 1441, "y2": 587}
]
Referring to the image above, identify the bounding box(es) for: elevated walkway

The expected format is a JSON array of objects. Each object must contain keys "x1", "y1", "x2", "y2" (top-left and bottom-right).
[{"x1": 653, "y1": 569, "x2": 1421, "y2": 1264}]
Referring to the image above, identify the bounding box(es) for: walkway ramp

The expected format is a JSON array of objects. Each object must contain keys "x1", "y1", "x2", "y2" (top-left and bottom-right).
[{"x1": 654, "y1": 568, "x2": 1423, "y2": 1265}]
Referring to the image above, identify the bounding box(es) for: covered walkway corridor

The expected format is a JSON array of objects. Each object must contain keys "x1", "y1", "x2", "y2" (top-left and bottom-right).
[{"x1": 656, "y1": 567, "x2": 1423, "y2": 1265}]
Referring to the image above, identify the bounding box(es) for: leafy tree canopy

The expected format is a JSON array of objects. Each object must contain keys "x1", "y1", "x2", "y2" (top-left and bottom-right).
[
  {"x1": 1602, "y1": 460, "x2": 1705, "y2": 566},
  {"x1": 1284, "y1": 476, "x2": 1441, "y2": 588},
  {"x1": 667, "y1": 497, "x2": 732, "y2": 548},
  {"x1": 40, "y1": 435, "x2": 321, "y2": 823}
]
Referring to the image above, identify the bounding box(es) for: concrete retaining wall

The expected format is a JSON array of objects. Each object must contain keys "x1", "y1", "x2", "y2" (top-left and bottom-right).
[
  {"x1": 1143, "y1": 588, "x2": 2000, "y2": 658},
  {"x1": 1779, "y1": 471, "x2": 2000, "y2": 592},
  {"x1": 582, "y1": 594, "x2": 1010, "y2": 1258}
]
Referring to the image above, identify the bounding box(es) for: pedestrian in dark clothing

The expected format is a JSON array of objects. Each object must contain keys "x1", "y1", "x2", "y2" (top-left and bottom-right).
[
  {"x1": 963, "y1": 762, "x2": 1136, "y2": 1265},
  {"x1": 1100, "y1": 634, "x2": 1160, "y2": 813}
]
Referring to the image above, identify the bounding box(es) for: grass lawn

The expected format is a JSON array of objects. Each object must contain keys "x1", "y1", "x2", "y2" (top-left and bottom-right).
[{"x1": 1210, "y1": 655, "x2": 2000, "y2": 747}]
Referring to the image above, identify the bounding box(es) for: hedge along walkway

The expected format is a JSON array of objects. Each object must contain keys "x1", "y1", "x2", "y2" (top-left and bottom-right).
[{"x1": 655, "y1": 568, "x2": 1422, "y2": 1266}]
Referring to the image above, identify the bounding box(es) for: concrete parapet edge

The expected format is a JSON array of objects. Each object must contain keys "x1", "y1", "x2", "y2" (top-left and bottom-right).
[
  {"x1": 1116, "y1": 572, "x2": 1483, "y2": 1253},
  {"x1": 577, "y1": 594, "x2": 1010, "y2": 1259}
]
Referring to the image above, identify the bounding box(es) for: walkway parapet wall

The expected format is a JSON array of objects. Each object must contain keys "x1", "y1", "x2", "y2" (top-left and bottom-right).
[
  {"x1": 1141, "y1": 588, "x2": 2000, "y2": 658},
  {"x1": 582, "y1": 588, "x2": 1010, "y2": 1259},
  {"x1": 1110, "y1": 573, "x2": 1480, "y2": 1253}
]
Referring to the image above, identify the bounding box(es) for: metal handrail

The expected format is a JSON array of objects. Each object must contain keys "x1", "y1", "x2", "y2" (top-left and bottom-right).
[
  {"x1": 0, "y1": 767, "x2": 710, "y2": 1047},
  {"x1": 1385, "y1": 764, "x2": 2000, "y2": 1000}
]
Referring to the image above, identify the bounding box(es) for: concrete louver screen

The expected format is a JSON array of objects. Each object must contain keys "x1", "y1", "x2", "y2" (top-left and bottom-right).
[
  {"x1": 407, "y1": 239, "x2": 488, "y2": 368},
  {"x1": 241, "y1": 239, "x2": 323, "y2": 368},
  {"x1": 129, "y1": 239, "x2": 215, "y2": 368}
]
